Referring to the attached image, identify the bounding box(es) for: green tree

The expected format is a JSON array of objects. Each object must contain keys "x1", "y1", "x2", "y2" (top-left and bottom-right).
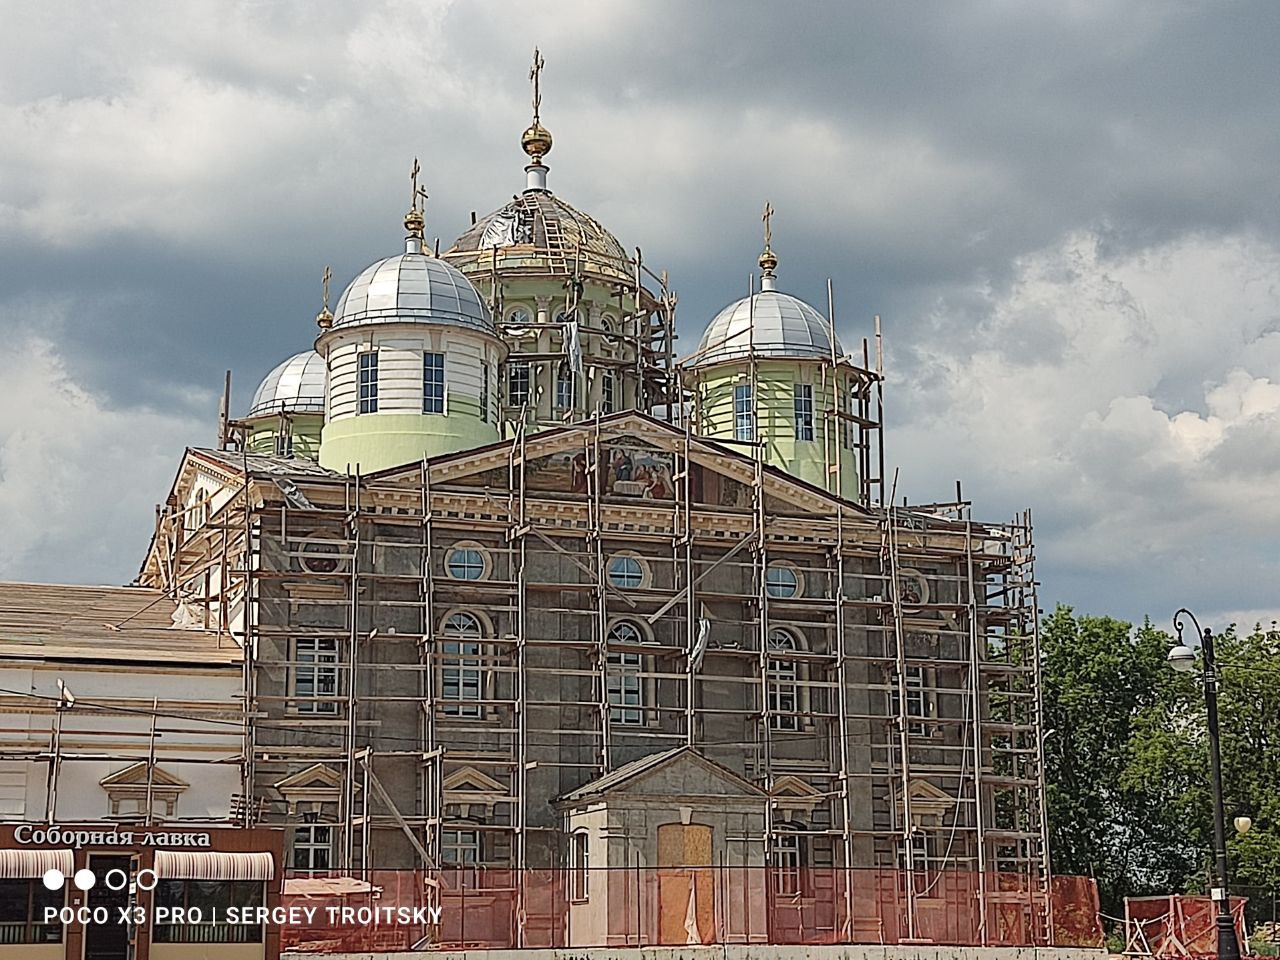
[
  {"x1": 1041, "y1": 607, "x2": 1199, "y2": 917},
  {"x1": 1044, "y1": 609, "x2": 1280, "y2": 931}
]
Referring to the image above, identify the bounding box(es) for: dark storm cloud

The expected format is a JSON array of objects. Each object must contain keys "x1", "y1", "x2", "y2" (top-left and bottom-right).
[{"x1": 2, "y1": 0, "x2": 1280, "y2": 626}]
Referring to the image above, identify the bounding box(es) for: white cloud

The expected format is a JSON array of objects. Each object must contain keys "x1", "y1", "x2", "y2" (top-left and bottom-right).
[
  {"x1": 894, "y1": 230, "x2": 1280, "y2": 624},
  {"x1": 0, "y1": 324, "x2": 207, "y2": 584}
]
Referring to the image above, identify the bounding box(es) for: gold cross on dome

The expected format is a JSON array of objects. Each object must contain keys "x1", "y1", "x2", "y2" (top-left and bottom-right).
[
  {"x1": 410, "y1": 157, "x2": 421, "y2": 209},
  {"x1": 321, "y1": 265, "x2": 332, "y2": 312},
  {"x1": 530, "y1": 47, "x2": 545, "y2": 122},
  {"x1": 762, "y1": 201, "x2": 774, "y2": 249}
]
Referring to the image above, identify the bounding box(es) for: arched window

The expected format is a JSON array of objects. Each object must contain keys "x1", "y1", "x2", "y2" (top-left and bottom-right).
[
  {"x1": 556, "y1": 363, "x2": 575, "y2": 411},
  {"x1": 606, "y1": 620, "x2": 651, "y2": 726},
  {"x1": 441, "y1": 612, "x2": 484, "y2": 717},
  {"x1": 772, "y1": 822, "x2": 806, "y2": 896},
  {"x1": 569, "y1": 831, "x2": 590, "y2": 902},
  {"x1": 767, "y1": 628, "x2": 801, "y2": 731}
]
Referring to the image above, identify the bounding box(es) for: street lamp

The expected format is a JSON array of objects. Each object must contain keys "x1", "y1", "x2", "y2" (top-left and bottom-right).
[{"x1": 1169, "y1": 608, "x2": 1241, "y2": 960}]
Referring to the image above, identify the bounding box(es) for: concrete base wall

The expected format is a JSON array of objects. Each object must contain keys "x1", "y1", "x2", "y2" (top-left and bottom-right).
[{"x1": 289, "y1": 946, "x2": 1109, "y2": 960}]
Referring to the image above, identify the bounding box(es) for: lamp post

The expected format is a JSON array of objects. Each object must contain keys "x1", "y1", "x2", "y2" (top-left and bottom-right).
[{"x1": 1168, "y1": 608, "x2": 1241, "y2": 960}]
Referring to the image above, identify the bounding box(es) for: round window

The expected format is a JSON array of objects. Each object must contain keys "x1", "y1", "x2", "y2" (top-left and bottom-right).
[
  {"x1": 301, "y1": 540, "x2": 344, "y2": 574},
  {"x1": 607, "y1": 554, "x2": 645, "y2": 589},
  {"x1": 446, "y1": 543, "x2": 488, "y2": 580},
  {"x1": 765, "y1": 564, "x2": 799, "y2": 599}
]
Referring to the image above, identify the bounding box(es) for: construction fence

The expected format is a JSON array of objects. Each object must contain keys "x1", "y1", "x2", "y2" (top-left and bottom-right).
[{"x1": 279, "y1": 868, "x2": 1103, "y2": 953}]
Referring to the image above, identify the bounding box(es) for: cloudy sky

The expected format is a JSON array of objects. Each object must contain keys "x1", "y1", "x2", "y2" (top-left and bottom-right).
[{"x1": 2, "y1": 1, "x2": 1278, "y2": 629}]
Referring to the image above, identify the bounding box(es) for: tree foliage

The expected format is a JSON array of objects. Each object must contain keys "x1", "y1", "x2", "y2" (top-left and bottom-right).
[{"x1": 1041, "y1": 607, "x2": 1280, "y2": 921}]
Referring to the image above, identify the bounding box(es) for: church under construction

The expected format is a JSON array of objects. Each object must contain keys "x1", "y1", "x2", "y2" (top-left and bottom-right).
[{"x1": 0, "y1": 51, "x2": 1091, "y2": 959}]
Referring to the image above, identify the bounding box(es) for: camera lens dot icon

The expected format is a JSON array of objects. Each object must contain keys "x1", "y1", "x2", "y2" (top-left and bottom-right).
[
  {"x1": 73, "y1": 869, "x2": 96, "y2": 891},
  {"x1": 42, "y1": 868, "x2": 65, "y2": 891}
]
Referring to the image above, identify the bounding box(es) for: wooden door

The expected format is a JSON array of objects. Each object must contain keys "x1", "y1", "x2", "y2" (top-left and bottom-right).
[{"x1": 656, "y1": 823, "x2": 714, "y2": 944}]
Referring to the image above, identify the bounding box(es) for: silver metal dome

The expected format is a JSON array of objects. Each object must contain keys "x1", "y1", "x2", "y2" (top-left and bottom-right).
[
  {"x1": 248, "y1": 351, "x2": 326, "y2": 416},
  {"x1": 690, "y1": 291, "x2": 842, "y2": 368},
  {"x1": 331, "y1": 252, "x2": 494, "y2": 333}
]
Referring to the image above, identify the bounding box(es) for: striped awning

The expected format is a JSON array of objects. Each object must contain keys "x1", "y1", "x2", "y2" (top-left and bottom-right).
[
  {"x1": 154, "y1": 851, "x2": 274, "y2": 882},
  {"x1": 0, "y1": 848, "x2": 73, "y2": 880}
]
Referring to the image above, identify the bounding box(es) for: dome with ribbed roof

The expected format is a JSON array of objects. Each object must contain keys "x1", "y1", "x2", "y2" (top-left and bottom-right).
[
  {"x1": 445, "y1": 190, "x2": 633, "y2": 284},
  {"x1": 331, "y1": 251, "x2": 493, "y2": 334},
  {"x1": 690, "y1": 291, "x2": 842, "y2": 368},
  {"x1": 248, "y1": 351, "x2": 326, "y2": 416}
]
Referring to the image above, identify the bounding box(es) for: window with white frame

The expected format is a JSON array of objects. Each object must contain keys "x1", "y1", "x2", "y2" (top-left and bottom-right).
[
  {"x1": 441, "y1": 828, "x2": 481, "y2": 865},
  {"x1": 601, "y1": 368, "x2": 616, "y2": 414},
  {"x1": 358, "y1": 351, "x2": 378, "y2": 414},
  {"x1": 890, "y1": 665, "x2": 930, "y2": 736},
  {"x1": 899, "y1": 830, "x2": 937, "y2": 896},
  {"x1": 765, "y1": 563, "x2": 799, "y2": 599},
  {"x1": 480, "y1": 362, "x2": 489, "y2": 422},
  {"x1": 274, "y1": 430, "x2": 293, "y2": 458},
  {"x1": 507, "y1": 361, "x2": 530, "y2": 407},
  {"x1": 441, "y1": 613, "x2": 484, "y2": 717},
  {"x1": 446, "y1": 543, "x2": 488, "y2": 581},
  {"x1": 607, "y1": 553, "x2": 646, "y2": 589},
  {"x1": 294, "y1": 638, "x2": 339, "y2": 715},
  {"x1": 606, "y1": 620, "x2": 649, "y2": 725},
  {"x1": 767, "y1": 628, "x2": 800, "y2": 731},
  {"x1": 570, "y1": 831, "x2": 589, "y2": 901},
  {"x1": 793, "y1": 383, "x2": 815, "y2": 441},
  {"x1": 734, "y1": 383, "x2": 754, "y2": 441},
  {"x1": 423, "y1": 352, "x2": 445, "y2": 414},
  {"x1": 556, "y1": 364, "x2": 575, "y2": 411},
  {"x1": 293, "y1": 823, "x2": 332, "y2": 871},
  {"x1": 772, "y1": 825, "x2": 804, "y2": 896}
]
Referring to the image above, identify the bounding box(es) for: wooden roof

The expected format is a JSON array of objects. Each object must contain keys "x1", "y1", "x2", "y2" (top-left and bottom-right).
[{"x1": 0, "y1": 582, "x2": 241, "y2": 667}]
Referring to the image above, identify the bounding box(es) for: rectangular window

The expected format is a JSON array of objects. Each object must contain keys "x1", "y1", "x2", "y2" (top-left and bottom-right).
[
  {"x1": 294, "y1": 638, "x2": 339, "y2": 715},
  {"x1": 773, "y1": 834, "x2": 802, "y2": 897},
  {"x1": 842, "y1": 380, "x2": 857, "y2": 451},
  {"x1": 899, "y1": 831, "x2": 938, "y2": 898},
  {"x1": 442, "y1": 829, "x2": 481, "y2": 865},
  {"x1": 274, "y1": 430, "x2": 293, "y2": 458},
  {"x1": 556, "y1": 366, "x2": 575, "y2": 411},
  {"x1": 358, "y1": 351, "x2": 378, "y2": 414},
  {"x1": 793, "y1": 383, "x2": 814, "y2": 441},
  {"x1": 601, "y1": 369, "x2": 616, "y2": 414},
  {"x1": 570, "y1": 831, "x2": 590, "y2": 902},
  {"x1": 480, "y1": 362, "x2": 489, "y2": 422},
  {"x1": 441, "y1": 643, "x2": 483, "y2": 717},
  {"x1": 153, "y1": 880, "x2": 264, "y2": 943},
  {"x1": 905, "y1": 666, "x2": 928, "y2": 736},
  {"x1": 734, "y1": 383, "x2": 754, "y2": 441},
  {"x1": 507, "y1": 361, "x2": 530, "y2": 407},
  {"x1": 0, "y1": 879, "x2": 63, "y2": 944},
  {"x1": 422, "y1": 352, "x2": 445, "y2": 414},
  {"x1": 607, "y1": 651, "x2": 644, "y2": 725},
  {"x1": 292, "y1": 823, "x2": 333, "y2": 871}
]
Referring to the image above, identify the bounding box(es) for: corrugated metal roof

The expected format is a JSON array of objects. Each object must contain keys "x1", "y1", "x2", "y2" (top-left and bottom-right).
[{"x1": 0, "y1": 582, "x2": 242, "y2": 665}]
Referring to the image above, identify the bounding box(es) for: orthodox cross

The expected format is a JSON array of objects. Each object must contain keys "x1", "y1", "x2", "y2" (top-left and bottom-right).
[
  {"x1": 410, "y1": 157, "x2": 422, "y2": 209},
  {"x1": 530, "y1": 47, "x2": 545, "y2": 123},
  {"x1": 762, "y1": 201, "x2": 774, "y2": 250},
  {"x1": 321, "y1": 266, "x2": 332, "y2": 313}
]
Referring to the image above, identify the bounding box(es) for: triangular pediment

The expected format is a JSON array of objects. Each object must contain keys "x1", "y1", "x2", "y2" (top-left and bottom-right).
[
  {"x1": 443, "y1": 766, "x2": 506, "y2": 795},
  {"x1": 556, "y1": 746, "x2": 766, "y2": 807},
  {"x1": 274, "y1": 763, "x2": 343, "y2": 793},
  {"x1": 906, "y1": 778, "x2": 956, "y2": 819},
  {"x1": 364, "y1": 411, "x2": 868, "y2": 518},
  {"x1": 101, "y1": 762, "x2": 188, "y2": 790},
  {"x1": 771, "y1": 775, "x2": 823, "y2": 799}
]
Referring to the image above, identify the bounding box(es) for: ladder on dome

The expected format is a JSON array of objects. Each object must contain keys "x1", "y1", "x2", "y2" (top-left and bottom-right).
[{"x1": 526, "y1": 191, "x2": 571, "y2": 275}]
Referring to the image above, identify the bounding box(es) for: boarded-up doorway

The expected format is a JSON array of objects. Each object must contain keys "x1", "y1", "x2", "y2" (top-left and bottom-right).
[{"x1": 657, "y1": 822, "x2": 714, "y2": 944}]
